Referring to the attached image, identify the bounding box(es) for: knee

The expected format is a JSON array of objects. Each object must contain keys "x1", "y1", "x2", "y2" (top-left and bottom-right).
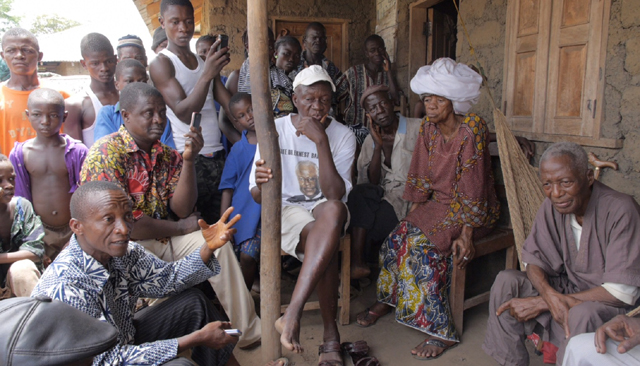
[
  {"x1": 567, "y1": 302, "x2": 611, "y2": 332},
  {"x1": 492, "y1": 269, "x2": 526, "y2": 294},
  {"x1": 8, "y1": 259, "x2": 39, "y2": 275},
  {"x1": 320, "y1": 200, "x2": 348, "y2": 224}
]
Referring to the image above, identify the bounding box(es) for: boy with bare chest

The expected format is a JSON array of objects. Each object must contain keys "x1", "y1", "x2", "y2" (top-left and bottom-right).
[{"x1": 10, "y1": 89, "x2": 88, "y2": 262}]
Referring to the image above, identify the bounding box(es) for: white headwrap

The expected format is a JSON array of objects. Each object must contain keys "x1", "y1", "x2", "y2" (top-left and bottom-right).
[{"x1": 410, "y1": 58, "x2": 483, "y2": 115}]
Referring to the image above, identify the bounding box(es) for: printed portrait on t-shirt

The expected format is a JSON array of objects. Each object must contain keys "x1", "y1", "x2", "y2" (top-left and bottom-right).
[{"x1": 287, "y1": 160, "x2": 324, "y2": 203}]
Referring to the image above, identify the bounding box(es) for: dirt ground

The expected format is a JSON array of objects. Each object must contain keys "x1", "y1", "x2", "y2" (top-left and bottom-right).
[{"x1": 233, "y1": 276, "x2": 547, "y2": 366}]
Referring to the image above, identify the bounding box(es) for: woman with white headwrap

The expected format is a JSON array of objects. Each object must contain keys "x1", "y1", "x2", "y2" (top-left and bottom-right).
[{"x1": 356, "y1": 58, "x2": 500, "y2": 359}]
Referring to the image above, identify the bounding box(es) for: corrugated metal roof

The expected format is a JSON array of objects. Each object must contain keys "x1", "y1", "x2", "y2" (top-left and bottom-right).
[{"x1": 38, "y1": 22, "x2": 154, "y2": 63}]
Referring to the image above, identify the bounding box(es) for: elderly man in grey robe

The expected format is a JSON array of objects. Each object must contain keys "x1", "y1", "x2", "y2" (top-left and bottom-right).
[{"x1": 483, "y1": 142, "x2": 640, "y2": 366}]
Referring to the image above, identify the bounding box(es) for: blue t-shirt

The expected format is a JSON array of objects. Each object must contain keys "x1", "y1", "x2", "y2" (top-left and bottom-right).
[
  {"x1": 94, "y1": 102, "x2": 176, "y2": 148},
  {"x1": 219, "y1": 131, "x2": 260, "y2": 244}
]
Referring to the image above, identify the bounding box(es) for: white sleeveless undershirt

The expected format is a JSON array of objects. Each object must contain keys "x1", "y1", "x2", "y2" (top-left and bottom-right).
[
  {"x1": 82, "y1": 86, "x2": 103, "y2": 148},
  {"x1": 159, "y1": 49, "x2": 222, "y2": 155}
]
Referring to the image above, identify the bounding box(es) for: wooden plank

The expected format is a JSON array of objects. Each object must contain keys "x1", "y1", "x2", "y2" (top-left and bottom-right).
[
  {"x1": 408, "y1": 4, "x2": 427, "y2": 116},
  {"x1": 514, "y1": 131, "x2": 623, "y2": 149},
  {"x1": 146, "y1": 1, "x2": 160, "y2": 17},
  {"x1": 463, "y1": 293, "x2": 491, "y2": 310}
]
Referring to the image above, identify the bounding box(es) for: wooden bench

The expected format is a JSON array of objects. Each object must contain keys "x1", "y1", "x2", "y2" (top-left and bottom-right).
[
  {"x1": 280, "y1": 235, "x2": 351, "y2": 325},
  {"x1": 449, "y1": 145, "x2": 518, "y2": 336}
]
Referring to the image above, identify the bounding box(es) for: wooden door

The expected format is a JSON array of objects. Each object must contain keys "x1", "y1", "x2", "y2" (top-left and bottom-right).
[
  {"x1": 273, "y1": 19, "x2": 347, "y2": 71},
  {"x1": 503, "y1": 0, "x2": 552, "y2": 133},
  {"x1": 544, "y1": 0, "x2": 608, "y2": 137},
  {"x1": 426, "y1": 3, "x2": 457, "y2": 64}
]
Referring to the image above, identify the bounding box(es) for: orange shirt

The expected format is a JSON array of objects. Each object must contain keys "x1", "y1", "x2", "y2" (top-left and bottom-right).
[{"x1": 0, "y1": 85, "x2": 70, "y2": 156}]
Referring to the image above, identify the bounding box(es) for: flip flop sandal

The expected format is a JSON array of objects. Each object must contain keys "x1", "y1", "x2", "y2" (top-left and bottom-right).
[
  {"x1": 318, "y1": 341, "x2": 344, "y2": 366},
  {"x1": 411, "y1": 339, "x2": 459, "y2": 361},
  {"x1": 274, "y1": 357, "x2": 290, "y2": 366},
  {"x1": 355, "y1": 308, "x2": 384, "y2": 328}
]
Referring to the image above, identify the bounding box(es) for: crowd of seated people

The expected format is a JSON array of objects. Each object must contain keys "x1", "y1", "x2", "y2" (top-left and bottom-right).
[{"x1": 2, "y1": 0, "x2": 640, "y2": 365}]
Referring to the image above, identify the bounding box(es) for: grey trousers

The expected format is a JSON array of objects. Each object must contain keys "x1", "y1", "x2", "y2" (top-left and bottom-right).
[
  {"x1": 134, "y1": 288, "x2": 234, "y2": 366},
  {"x1": 482, "y1": 270, "x2": 627, "y2": 366}
]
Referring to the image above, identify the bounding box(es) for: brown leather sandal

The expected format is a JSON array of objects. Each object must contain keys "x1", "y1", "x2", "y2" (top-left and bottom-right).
[{"x1": 318, "y1": 340, "x2": 344, "y2": 366}]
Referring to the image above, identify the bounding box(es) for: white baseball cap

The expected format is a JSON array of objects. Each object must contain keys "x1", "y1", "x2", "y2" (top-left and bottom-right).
[{"x1": 292, "y1": 65, "x2": 336, "y2": 92}]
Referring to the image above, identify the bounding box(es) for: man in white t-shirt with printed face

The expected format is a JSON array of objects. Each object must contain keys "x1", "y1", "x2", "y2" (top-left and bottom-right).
[{"x1": 250, "y1": 65, "x2": 356, "y2": 365}]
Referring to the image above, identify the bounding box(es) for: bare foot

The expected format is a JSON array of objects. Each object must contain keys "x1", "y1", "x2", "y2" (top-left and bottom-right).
[
  {"x1": 355, "y1": 302, "x2": 391, "y2": 327},
  {"x1": 350, "y1": 265, "x2": 371, "y2": 279},
  {"x1": 412, "y1": 337, "x2": 457, "y2": 359},
  {"x1": 275, "y1": 316, "x2": 303, "y2": 353},
  {"x1": 263, "y1": 357, "x2": 288, "y2": 366}
]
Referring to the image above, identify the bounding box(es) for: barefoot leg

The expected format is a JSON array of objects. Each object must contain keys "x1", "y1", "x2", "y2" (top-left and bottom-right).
[
  {"x1": 350, "y1": 226, "x2": 371, "y2": 279},
  {"x1": 412, "y1": 336, "x2": 457, "y2": 359},
  {"x1": 355, "y1": 302, "x2": 392, "y2": 327}
]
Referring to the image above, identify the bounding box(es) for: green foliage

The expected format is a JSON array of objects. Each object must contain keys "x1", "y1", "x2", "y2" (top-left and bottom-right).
[
  {"x1": 0, "y1": 0, "x2": 22, "y2": 34},
  {"x1": 29, "y1": 14, "x2": 80, "y2": 36}
]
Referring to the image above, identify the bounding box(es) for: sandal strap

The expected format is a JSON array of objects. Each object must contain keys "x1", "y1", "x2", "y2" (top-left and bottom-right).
[
  {"x1": 341, "y1": 340, "x2": 369, "y2": 355},
  {"x1": 319, "y1": 341, "x2": 342, "y2": 355},
  {"x1": 355, "y1": 356, "x2": 380, "y2": 366},
  {"x1": 424, "y1": 339, "x2": 448, "y2": 349}
]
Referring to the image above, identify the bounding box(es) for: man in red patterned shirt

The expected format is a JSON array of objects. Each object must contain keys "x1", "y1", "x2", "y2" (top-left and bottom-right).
[{"x1": 80, "y1": 82, "x2": 261, "y2": 348}]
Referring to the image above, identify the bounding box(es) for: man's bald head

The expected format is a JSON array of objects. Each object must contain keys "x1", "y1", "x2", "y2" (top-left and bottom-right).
[
  {"x1": 1, "y1": 28, "x2": 39, "y2": 51},
  {"x1": 71, "y1": 181, "x2": 127, "y2": 221},
  {"x1": 27, "y1": 88, "x2": 65, "y2": 110}
]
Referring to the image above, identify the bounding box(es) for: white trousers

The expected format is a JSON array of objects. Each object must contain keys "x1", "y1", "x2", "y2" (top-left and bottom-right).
[{"x1": 563, "y1": 332, "x2": 640, "y2": 366}]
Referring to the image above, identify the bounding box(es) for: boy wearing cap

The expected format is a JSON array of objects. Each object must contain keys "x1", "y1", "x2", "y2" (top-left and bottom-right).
[
  {"x1": 117, "y1": 34, "x2": 148, "y2": 68},
  {"x1": 250, "y1": 65, "x2": 356, "y2": 365}
]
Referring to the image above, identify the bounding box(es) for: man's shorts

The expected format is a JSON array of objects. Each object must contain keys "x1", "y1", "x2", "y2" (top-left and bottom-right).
[
  {"x1": 42, "y1": 222, "x2": 73, "y2": 260},
  {"x1": 281, "y1": 199, "x2": 350, "y2": 261}
]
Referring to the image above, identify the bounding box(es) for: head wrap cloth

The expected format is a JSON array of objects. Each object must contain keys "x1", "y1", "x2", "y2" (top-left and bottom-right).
[{"x1": 410, "y1": 57, "x2": 483, "y2": 115}]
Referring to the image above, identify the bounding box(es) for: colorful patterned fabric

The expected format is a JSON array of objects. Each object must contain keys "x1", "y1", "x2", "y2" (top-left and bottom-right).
[
  {"x1": 271, "y1": 88, "x2": 294, "y2": 117},
  {"x1": 32, "y1": 235, "x2": 220, "y2": 366},
  {"x1": 80, "y1": 125, "x2": 183, "y2": 221},
  {"x1": 335, "y1": 64, "x2": 390, "y2": 129},
  {"x1": 239, "y1": 228, "x2": 261, "y2": 262},
  {"x1": 403, "y1": 113, "x2": 499, "y2": 256},
  {"x1": 378, "y1": 221, "x2": 458, "y2": 341},
  {"x1": 0, "y1": 196, "x2": 44, "y2": 286}
]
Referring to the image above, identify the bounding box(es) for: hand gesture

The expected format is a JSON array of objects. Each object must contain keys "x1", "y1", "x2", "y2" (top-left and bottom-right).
[
  {"x1": 197, "y1": 321, "x2": 239, "y2": 349},
  {"x1": 203, "y1": 39, "x2": 231, "y2": 81},
  {"x1": 515, "y1": 136, "x2": 535, "y2": 160},
  {"x1": 496, "y1": 297, "x2": 545, "y2": 322},
  {"x1": 182, "y1": 126, "x2": 204, "y2": 162},
  {"x1": 368, "y1": 115, "x2": 383, "y2": 147},
  {"x1": 198, "y1": 207, "x2": 241, "y2": 251},
  {"x1": 595, "y1": 315, "x2": 640, "y2": 354},
  {"x1": 383, "y1": 51, "x2": 391, "y2": 72},
  {"x1": 542, "y1": 291, "x2": 582, "y2": 339},
  {"x1": 451, "y1": 231, "x2": 474, "y2": 270},
  {"x1": 254, "y1": 159, "x2": 273, "y2": 191},
  {"x1": 292, "y1": 114, "x2": 328, "y2": 144}
]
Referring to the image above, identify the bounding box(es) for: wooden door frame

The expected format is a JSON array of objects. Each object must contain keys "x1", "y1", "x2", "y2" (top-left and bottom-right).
[
  {"x1": 272, "y1": 16, "x2": 350, "y2": 72},
  {"x1": 408, "y1": 0, "x2": 448, "y2": 112}
]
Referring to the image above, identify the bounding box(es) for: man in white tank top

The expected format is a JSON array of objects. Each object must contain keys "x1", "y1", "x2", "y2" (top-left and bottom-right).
[
  {"x1": 65, "y1": 33, "x2": 119, "y2": 148},
  {"x1": 149, "y1": 0, "x2": 261, "y2": 349}
]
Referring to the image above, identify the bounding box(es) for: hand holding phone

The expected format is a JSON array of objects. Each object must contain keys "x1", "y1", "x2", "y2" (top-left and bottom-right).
[
  {"x1": 224, "y1": 329, "x2": 242, "y2": 337},
  {"x1": 217, "y1": 34, "x2": 229, "y2": 52},
  {"x1": 191, "y1": 112, "x2": 202, "y2": 129}
]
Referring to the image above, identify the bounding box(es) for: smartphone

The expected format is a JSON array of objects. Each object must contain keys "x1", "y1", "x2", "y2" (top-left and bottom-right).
[
  {"x1": 224, "y1": 329, "x2": 242, "y2": 337},
  {"x1": 191, "y1": 112, "x2": 202, "y2": 129},
  {"x1": 217, "y1": 34, "x2": 229, "y2": 51}
]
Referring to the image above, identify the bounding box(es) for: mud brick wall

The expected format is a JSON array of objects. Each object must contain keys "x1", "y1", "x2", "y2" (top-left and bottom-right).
[{"x1": 201, "y1": 0, "x2": 376, "y2": 74}]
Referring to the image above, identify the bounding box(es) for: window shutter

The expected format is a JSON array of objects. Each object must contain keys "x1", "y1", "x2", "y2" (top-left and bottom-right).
[
  {"x1": 503, "y1": 0, "x2": 552, "y2": 133},
  {"x1": 544, "y1": 0, "x2": 608, "y2": 138}
]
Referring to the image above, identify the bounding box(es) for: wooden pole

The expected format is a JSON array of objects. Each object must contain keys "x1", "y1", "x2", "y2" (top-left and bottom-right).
[{"x1": 247, "y1": 0, "x2": 282, "y2": 362}]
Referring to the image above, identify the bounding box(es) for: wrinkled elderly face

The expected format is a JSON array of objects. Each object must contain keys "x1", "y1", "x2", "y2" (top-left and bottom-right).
[
  {"x1": 423, "y1": 94, "x2": 454, "y2": 124},
  {"x1": 123, "y1": 93, "x2": 167, "y2": 145},
  {"x1": 292, "y1": 82, "x2": 332, "y2": 122},
  {"x1": 364, "y1": 91, "x2": 395, "y2": 128},
  {"x1": 297, "y1": 163, "x2": 320, "y2": 198},
  {"x1": 303, "y1": 26, "x2": 327, "y2": 55},
  {"x1": 540, "y1": 154, "x2": 594, "y2": 216}
]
